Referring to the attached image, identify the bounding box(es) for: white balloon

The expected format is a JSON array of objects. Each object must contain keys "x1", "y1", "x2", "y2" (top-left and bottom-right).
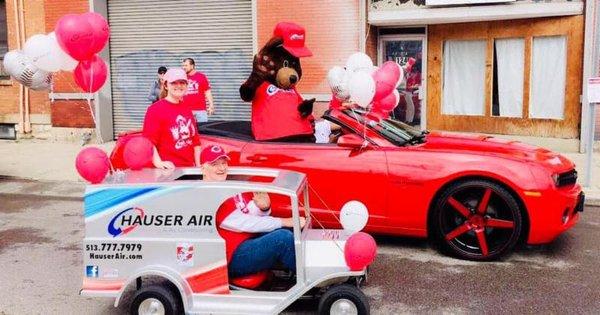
[
  {"x1": 24, "y1": 34, "x2": 60, "y2": 72},
  {"x1": 48, "y1": 32, "x2": 78, "y2": 71},
  {"x1": 346, "y1": 52, "x2": 373, "y2": 74},
  {"x1": 348, "y1": 71, "x2": 375, "y2": 108},
  {"x1": 30, "y1": 70, "x2": 52, "y2": 91},
  {"x1": 327, "y1": 66, "x2": 350, "y2": 101},
  {"x1": 3, "y1": 50, "x2": 37, "y2": 86},
  {"x1": 340, "y1": 200, "x2": 369, "y2": 232}
]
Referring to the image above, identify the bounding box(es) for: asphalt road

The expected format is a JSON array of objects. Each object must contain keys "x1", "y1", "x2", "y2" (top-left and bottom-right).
[{"x1": 0, "y1": 186, "x2": 599, "y2": 314}]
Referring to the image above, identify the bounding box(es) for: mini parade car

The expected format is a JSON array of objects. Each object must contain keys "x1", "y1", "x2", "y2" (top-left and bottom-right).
[{"x1": 81, "y1": 167, "x2": 372, "y2": 315}]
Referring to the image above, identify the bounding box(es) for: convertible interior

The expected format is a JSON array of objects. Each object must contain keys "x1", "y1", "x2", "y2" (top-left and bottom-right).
[{"x1": 199, "y1": 119, "x2": 346, "y2": 144}]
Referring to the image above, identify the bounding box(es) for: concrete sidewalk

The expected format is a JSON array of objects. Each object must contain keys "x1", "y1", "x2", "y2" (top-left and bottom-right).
[{"x1": 0, "y1": 138, "x2": 598, "y2": 205}]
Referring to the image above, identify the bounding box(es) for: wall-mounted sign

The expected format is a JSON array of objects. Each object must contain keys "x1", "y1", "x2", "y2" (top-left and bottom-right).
[
  {"x1": 588, "y1": 77, "x2": 600, "y2": 104},
  {"x1": 426, "y1": 0, "x2": 516, "y2": 5}
]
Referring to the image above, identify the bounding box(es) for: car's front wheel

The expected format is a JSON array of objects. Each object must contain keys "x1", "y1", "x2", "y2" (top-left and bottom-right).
[
  {"x1": 130, "y1": 284, "x2": 181, "y2": 315},
  {"x1": 318, "y1": 284, "x2": 370, "y2": 315},
  {"x1": 430, "y1": 179, "x2": 522, "y2": 261}
]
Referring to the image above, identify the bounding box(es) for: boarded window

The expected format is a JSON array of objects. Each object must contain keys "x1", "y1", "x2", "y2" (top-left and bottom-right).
[
  {"x1": 442, "y1": 40, "x2": 486, "y2": 116},
  {"x1": 492, "y1": 38, "x2": 525, "y2": 118},
  {"x1": 529, "y1": 36, "x2": 567, "y2": 119}
]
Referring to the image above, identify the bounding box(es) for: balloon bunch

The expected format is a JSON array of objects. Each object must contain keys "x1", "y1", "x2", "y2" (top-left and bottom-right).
[
  {"x1": 327, "y1": 52, "x2": 405, "y2": 118},
  {"x1": 2, "y1": 12, "x2": 110, "y2": 93}
]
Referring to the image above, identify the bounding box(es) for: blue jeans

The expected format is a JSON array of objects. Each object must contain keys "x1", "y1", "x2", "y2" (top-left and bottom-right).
[
  {"x1": 193, "y1": 110, "x2": 208, "y2": 123},
  {"x1": 228, "y1": 229, "x2": 296, "y2": 277}
]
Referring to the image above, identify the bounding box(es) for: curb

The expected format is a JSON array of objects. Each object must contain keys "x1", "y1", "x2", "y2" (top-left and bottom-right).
[{"x1": 585, "y1": 198, "x2": 600, "y2": 207}]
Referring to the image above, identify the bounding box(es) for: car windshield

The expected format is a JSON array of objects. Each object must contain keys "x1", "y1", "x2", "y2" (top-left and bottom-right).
[{"x1": 340, "y1": 109, "x2": 427, "y2": 146}]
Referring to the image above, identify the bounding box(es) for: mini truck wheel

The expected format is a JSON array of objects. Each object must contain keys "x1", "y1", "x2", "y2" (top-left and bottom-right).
[
  {"x1": 130, "y1": 284, "x2": 181, "y2": 315},
  {"x1": 318, "y1": 284, "x2": 370, "y2": 315}
]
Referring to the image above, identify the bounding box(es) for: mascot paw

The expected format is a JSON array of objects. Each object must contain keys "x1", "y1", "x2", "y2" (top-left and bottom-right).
[{"x1": 298, "y1": 98, "x2": 315, "y2": 118}]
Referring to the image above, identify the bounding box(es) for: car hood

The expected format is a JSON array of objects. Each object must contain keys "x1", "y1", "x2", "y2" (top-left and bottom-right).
[{"x1": 422, "y1": 131, "x2": 575, "y2": 173}]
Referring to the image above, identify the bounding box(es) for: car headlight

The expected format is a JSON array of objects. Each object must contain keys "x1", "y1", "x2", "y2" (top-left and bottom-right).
[
  {"x1": 551, "y1": 173, "x2": 560, "y2": 186},
  {"x1": 550, "y1": 170, "x2": 578, "y2": 187}
]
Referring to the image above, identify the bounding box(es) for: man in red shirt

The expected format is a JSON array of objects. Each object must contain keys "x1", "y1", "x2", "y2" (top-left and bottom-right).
[
  {"x1": 182, "y1": 58, "x2": 214, "y2": 123},
  {"x1": 201, "y1": 145, "x2": 305, "y2": 277},
  {"x1": 143, "y1": 68, "x2": 201, "y2": 168}
]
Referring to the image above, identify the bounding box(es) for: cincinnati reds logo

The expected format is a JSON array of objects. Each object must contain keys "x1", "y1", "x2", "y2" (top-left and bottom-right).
[{"x1": 266, "y1": 84, "x2": 279, "y2": 96}]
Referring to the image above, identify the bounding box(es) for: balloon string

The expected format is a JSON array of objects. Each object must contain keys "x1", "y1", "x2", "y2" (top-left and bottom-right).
[
  {"x1": 298, "y1": 197, "x2": 345, "y2": 255},
  {"x1": 349, "y1": 107, "x2": 368, "y2": 143},
  {"x1": 307, "y1": 182, "x2": 343, "y2": 226},
  {"x1": 86, "y1": 61, "x2": 103, "y2": 144}
]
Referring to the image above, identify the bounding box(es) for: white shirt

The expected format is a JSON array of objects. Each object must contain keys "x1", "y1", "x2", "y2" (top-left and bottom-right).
[{"x1": 220, "y1": 194, "x2": 283, "y2": 233}]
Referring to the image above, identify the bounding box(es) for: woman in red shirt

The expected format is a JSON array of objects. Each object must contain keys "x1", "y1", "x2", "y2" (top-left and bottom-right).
[{"x1": 143, "y1": 68, "x2": 201, "y2": 168}]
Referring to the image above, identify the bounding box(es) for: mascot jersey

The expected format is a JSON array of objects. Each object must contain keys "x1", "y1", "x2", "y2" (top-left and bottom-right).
[
  {"x1": 143, "y1": 99, "x2": 200, "y2": 167},
  {"x1": 251, "y1": 82, "x2": 313, "y2": 141}
]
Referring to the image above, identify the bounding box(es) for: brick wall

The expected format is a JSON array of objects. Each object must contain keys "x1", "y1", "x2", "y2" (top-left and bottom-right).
[
  {"x1": 0, "y1": 0, "x2": 49, "y2": 126},
  {"x1": 365, "y1": 24, "x2": 378, "y2": 64},
  {"x1": 257, "y1": 0, "x2": 361, "y2": 95},
  {"x1": 44, "y1": 0, "x2": 94, "y2": 128}
]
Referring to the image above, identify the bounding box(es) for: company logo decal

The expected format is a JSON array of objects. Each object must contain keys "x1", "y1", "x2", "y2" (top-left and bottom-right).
[{"x1": 107, "y1": 207, "x2": 145, "y2": 237}]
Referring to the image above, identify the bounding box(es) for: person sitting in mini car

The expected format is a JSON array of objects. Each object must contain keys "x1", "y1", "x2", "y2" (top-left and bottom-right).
[{"x1": 200, "y1": 145, "x2": 306, "y2": 278}]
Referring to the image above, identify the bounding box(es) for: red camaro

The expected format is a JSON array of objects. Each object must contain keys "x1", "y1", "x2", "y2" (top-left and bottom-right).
[
  {"x1": 195, "y1": 109, "x2": 583, "y2": 261},
  {"x1": 112, "y1": 109, "x2": 583, "y2": 260}
]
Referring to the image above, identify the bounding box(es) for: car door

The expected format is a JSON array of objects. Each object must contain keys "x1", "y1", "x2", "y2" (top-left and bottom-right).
[{"x1": 239, "y1": 141, "x2": 389, "y2": 231}]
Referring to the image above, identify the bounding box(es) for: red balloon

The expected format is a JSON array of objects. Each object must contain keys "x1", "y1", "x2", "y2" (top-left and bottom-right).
[
  {"x1": 74, "y1": 55, "x2": 107, "y2": 93},
  {"x1": 124, "y1": 136, "x2": 154, "y2": 170},
  {"x1": 55, "y1": 14, "x2": 96, "y2": 61},
  {"x1": 372, "y1": 66, "x2": 397, "y2": 102},
  {"x1": 380, "y1": 61, "x2": 404, "y2": 89},
  {"x1": 83, "y1": 12, "x2": 110, "y2": 54},
  {"x1": 344, "y1": 232, "x2": 377, "y2": 271},
  {"x1": 76, "y1": 147, "x2": 110, "y2": 184},
  {"x1": 376, "y1": 89, "x2": 400, "y2": 111}
]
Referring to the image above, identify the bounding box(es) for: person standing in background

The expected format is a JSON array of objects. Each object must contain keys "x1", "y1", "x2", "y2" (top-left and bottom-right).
[
  {"x1": 143, "y1": 68, "x2": 201, "y2": 169},
  {"x1": 147, "y1": 66, "x2": 167, "y2": 102},
  {"x1": 182, "y1": 58, "x2": 215, "y2": 123}
]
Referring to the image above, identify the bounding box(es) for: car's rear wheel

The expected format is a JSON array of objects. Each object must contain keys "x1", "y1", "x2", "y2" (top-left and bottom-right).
[{"x1": 430, "y1": 180, "x2": 522, "y2": 261}]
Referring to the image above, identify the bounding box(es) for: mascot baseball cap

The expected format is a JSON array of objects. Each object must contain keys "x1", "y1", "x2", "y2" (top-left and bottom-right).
[
  {"x1": 273, "y1": 22, "x2": 313, "y2": 58},
  {"x1": 163, "y1": 68, "x2": 188, "y2": 83},
  {"x1": 201, "y1": 145, "x2": 230, "y2": 164}
]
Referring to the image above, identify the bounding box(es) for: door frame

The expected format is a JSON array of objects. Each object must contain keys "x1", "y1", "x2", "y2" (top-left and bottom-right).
[{"x1": 377, "y1": 33, "x2": 428, "y2": 130}]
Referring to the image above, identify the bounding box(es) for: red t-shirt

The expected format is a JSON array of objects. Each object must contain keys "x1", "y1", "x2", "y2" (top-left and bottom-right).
[
  {"x1": 142, "y1": 99, "x2": 201, "y2": 167},
  {"x1": 251, "y1": 82, "x2": 313, "y2": 141},
  {"x1": 216, "y1": 192, "x2": 255, "y2": 262},
  {"x1": 184, "y1": 72, "x2": 211, "y2": 111}
]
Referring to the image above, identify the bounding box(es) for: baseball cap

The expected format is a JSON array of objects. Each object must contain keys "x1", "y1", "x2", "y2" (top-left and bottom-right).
[
  {"x1": 157, "y1": 66, "x2": 167, "y2": 74},
  {"x1": 163, "y1": 68, "x2": 188, "y2": 83},
  {"x1": 273, "y1": 22, "x2": 312, "y2": 58},
  {"x1": 201, "y1": 145, "x2": 230, "y2": 164}
]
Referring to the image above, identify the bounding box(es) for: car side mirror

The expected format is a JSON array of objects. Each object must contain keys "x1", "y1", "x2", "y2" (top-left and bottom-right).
[{"x1": 337, "y1": 134, "x2": 367, "y2": 149}]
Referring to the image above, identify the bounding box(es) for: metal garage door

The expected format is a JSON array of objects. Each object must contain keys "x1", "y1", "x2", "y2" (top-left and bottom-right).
[{"x1": 108, "y1": 0, "x2": 253, "y2": 136}]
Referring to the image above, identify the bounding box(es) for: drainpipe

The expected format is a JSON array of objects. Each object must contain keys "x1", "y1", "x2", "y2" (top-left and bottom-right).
[
  {"x1": 12, "y1": 0, "x2": 24, "y2": 134},
  {"x1": 18, "y1": 0, "x2": 31, "y2": 134}
]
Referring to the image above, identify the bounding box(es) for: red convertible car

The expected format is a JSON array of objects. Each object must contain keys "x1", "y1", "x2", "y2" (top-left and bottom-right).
[
  {"x1": 195, "y1": 109, "x2": 583, "y2": 261},
  {"x1": 112, "y1": 108, "x2": 583, "y2": 261}
]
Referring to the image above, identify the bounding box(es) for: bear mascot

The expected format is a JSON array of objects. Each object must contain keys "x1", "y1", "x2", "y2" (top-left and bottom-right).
[{"x1": 239, "y1": 22, "x2": 316, "y2": 142}]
